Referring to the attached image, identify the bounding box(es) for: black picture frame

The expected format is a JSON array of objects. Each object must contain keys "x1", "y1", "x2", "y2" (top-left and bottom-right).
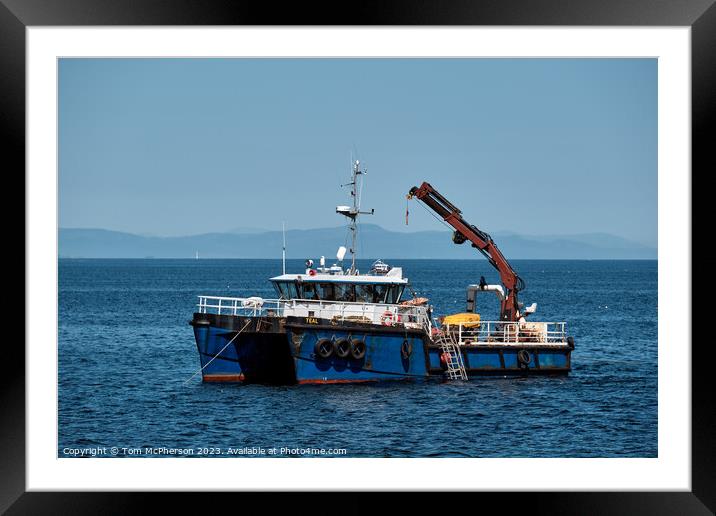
[{"x1": 5, "y1": 1, "x2": 712, "y2": 513}]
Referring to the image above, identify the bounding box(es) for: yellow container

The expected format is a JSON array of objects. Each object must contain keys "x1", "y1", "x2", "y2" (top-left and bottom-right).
[{"x1": 442, "y1": 313, "x2": 481, "y2": 327}]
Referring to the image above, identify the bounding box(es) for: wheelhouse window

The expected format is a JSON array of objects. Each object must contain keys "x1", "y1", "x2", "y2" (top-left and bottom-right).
[
  {"x1": 316, "y1": 283, "x2": 335, "y2": 301},
  {"x1": 299, "y1": 282, "x2": 319, "y2": 300},
  {"x1": 300, "y1": 282, "x2": 356, "y2": 302},
  {"x1": 355, "y1": 283, "x2": 389, "y2": 304},
  {"x1": 272, "y1": 281, "x2": 298, "y2": 300},
  {"x1": 273, "y1": 280, "x2": 403, "y2": 303},
  {"x1": 386, "y1": 285, "x2": 405, "y2": 304},
  {"x1": 333, "y1": 283, "x2": 355, "y2": 302}
]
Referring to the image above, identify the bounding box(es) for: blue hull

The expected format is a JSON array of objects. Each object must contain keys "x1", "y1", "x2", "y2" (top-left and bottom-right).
[
  {"x1": 192, "y1": 320, "x2": 245, "y2": 382},
  {"x1": 191, "y1": 314, "x2": 571, "y2": 384},
  {"x1": 426, "y1": 346, "x2": 571, "y2": 375},
  {"x1": 286, "y1": 322, "x2": 428, "y2": 384},
  {"x1": 191, "y1": 316, "x2": 294, "y2": 383}
]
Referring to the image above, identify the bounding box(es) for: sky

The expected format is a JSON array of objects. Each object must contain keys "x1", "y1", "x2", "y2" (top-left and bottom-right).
[{"x1": 59, "y1": 58, "x2": 657, "y2": 246}]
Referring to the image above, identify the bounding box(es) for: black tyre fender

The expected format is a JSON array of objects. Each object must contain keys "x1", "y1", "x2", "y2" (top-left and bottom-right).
[
  {"x1": 314, "y1": 338, "x2": 333, "y2": 359},
  {"x1": 350, "y1": 339, "x2": 366, "y2": 360},
  {"x1": 400, "y1": 339, "x2": 412, "y2": 359},
  {"x1": 517, "y1": 349, "x2": 532, "y2": 367},
  {"x1": 333, "y1": 338, "x2": 351, "y2": 359},
  {"x1": 567, "y1": 336, "x2": 575, "y2": 349}
]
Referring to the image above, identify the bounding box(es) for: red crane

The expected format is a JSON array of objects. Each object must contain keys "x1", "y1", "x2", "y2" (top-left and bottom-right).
[{"x1": 407, "y1": 182, "x2": 525, "y2": 322}]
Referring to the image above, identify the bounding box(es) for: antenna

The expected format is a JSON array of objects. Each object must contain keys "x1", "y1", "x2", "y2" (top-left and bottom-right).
[
  {"x1": 282, "y1": 221, "x2": 286, "y2": 275},
  {"x1": 336, "y1": 159, "x2": 374, "y2": 274}
]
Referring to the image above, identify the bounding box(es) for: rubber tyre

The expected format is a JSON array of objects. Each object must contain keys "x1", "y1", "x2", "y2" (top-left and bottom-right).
[
  {"x1": 350, "y1": 339, "x2": 366, "y2": 360},
  {"x1": 567, "y1": 336, "x2": 575, "y2": 349},
  {"x1": 334, "y1": 338, "x2": 351, "y2": 359},
  {"x1": 400, "y1": 339, "x2": 412, "y2": 360},
  {"x1": 517, "y1": 349, "x2": 531, "y2": 367},
  {"x1": 315, "y1": 338, "x2": 333, "y2": 359}
]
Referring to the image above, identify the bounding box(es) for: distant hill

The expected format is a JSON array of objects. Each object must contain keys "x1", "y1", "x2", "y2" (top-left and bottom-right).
[{"x1": 58, "y1": 225, "x2": 656, "y2": 259}]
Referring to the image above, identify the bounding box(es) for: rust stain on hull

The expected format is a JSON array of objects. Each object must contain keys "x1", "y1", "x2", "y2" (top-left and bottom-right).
[
  {"x1": 202, "y1": 374, "x2": 245, "y2": 383},
  {"x1": 297, "y1": 378, "x2": 378, "y2": 385}
]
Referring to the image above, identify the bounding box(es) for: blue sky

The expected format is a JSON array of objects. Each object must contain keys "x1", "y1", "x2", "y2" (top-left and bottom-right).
[{"x1": 59, "y1": 58, "x2": 657, "y2": 246}]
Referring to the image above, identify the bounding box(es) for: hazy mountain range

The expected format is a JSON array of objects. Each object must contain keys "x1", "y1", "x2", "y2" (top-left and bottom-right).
[{"x1": 59, "y1": 224, "x2": 656, "y2": 259}]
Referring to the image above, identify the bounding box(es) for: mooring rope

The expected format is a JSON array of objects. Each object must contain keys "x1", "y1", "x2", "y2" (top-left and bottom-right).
[{"x1": 184, "y1": 318, "x2": 253, "y2": 384}]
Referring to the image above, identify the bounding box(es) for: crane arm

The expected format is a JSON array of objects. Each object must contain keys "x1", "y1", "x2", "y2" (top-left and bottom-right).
[{"x1": 407, "y1": 182, "x2": 524, "y2": 321}]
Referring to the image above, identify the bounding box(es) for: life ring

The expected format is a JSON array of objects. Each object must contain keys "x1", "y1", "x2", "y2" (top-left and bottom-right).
[
  {"x1": 308, "y1": 269, "x2": 317, "y2": 276},
  {"x1": 314, "y1": 338, "x2": 333, "y2": 359},
  {"x1": 350, "y1": 339, "x2": 366, "y2": 360},
  {"x1": 400, "y1": 339, "x2": 412, "y2": 359},
  {"x1": 380, "y1": 310, "x2": 402, "y2": 326},
  {"x1": 333, "y1": 338, "x2": 351, "y2": 359},
  {"x1": 517, "y1": 349, "x2": 531, "y2": 367}
]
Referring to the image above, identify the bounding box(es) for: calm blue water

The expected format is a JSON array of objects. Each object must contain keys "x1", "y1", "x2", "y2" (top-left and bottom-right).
[{"x1": 58, "y1": 259, "x2": 657, "y2": 458}]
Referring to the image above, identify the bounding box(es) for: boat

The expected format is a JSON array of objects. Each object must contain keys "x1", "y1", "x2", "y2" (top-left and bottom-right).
[{"x1": 189, "y1": 162, "x2": 574, "y2": 384}]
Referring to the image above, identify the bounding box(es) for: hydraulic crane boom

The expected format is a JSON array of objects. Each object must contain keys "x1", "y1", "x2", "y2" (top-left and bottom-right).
[{"x1": 407, "y1": 182, "x2": 525, "y2": 322}]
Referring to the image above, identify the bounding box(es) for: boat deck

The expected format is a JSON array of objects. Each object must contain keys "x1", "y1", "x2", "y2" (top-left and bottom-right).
[{"x1": 196, "y1": 295, "x2": 571, "y2": 348}]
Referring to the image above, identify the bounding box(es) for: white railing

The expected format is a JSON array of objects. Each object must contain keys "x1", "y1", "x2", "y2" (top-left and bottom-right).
[
  {"x1": 444, "y1": 320, "x2": 567, "y2": 346},
  {"x1": 196, "y1": 295, "x2": 432, "y2": 330},
  {"x1": 197, "y1": 295, "x2": 284, "y2": 317}
]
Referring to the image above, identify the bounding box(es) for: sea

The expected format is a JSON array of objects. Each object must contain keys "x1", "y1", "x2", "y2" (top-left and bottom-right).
[{"x1": 58, "y1": 258, "x2": 657, "y2": 458}]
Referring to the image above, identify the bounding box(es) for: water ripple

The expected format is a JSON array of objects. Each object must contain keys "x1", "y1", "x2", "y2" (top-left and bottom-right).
[{"x1": 58, "y1": 259, "x2": 657, "y2": 458}]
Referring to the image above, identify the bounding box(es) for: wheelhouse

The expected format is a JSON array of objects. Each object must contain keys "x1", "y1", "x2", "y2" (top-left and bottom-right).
[{"x1": 270, "y1": 273, "x2": 408, "y2": 305}]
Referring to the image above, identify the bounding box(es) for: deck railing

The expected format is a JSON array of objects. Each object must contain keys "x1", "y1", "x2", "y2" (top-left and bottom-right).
[
  {"x1": 196, "y1": 295, "x2": 432, "y2": 330},
  {"x1": 196, "y1": 296, "x2": 566, "y2": 345},
  {"x1": 197, "y1": 295, "x2": 284, "y2": 317},
  {"x1": 444, "y1": 320, "x2": 567, "y2": 346}
]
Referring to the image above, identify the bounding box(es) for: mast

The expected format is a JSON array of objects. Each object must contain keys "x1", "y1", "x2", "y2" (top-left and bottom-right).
[
  {"x1": 336, "y1": 160, "x2": 373, "y2": 274},
  {"x1": 282, "y1": 221, "x2": 286, "y2": 275}
]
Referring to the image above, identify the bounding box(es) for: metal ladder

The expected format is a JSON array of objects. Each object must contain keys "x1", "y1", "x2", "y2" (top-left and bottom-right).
[{"x1": 434, "y1": 332, "x2": 468, "y2": 381}]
